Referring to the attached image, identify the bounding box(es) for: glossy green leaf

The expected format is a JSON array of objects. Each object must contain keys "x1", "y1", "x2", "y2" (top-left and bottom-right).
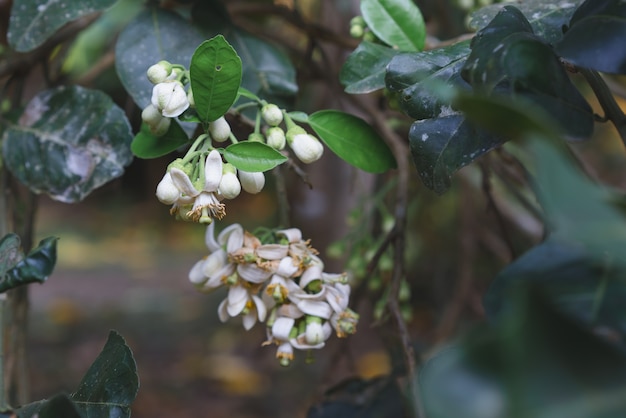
[
  {"x1": 421, "y1": 287, "x2": 626, "y2": 418},
  {"x1": 223, "y1": 142, "x2": 287, "y2": 172},
  {"x1": 360, "y1": 0, "x2": 425, "y2": 51},
  {"x1": 409, "y1": 115, "x2": 504, "y2": 194},
  {"x1": 469, "y1": 0, "x2": 584, "y2": 43},
  {"x1": 115, "y1": 8, "x2": 205, "y2": 109},
  {"x1": 71, "y1": 331, "x2": 139, "y2": 418},
  {"x1": 17, "y1": 395, "x2": 83, "y2": 418},
  {"x1": 2, "y1": 86, "x2": 134, "y2": 203},
  {"x1": 385, "y1": 41, "x2": 471, "y2": 120},
  {"x1": 0, "y1": 234, "x2": 22, "y2": 278},
  {"x1": 7, "y1": 0, "x2": 117, "y2": 52},
  {"x1": 556, "y1": 0, "x2": 626, "y2": 74},
  {"x1": 462, "y1": 6, "x2": 594, "y2": 140},
  {"x1": 1, "y1": 237, "x2": 58, "y2": 292},
  {"x1": 131, "y1": 121, "x2": 189, "y2": 159},
  {"x1": 340, "y1": 41, "x2": 400, "y2": 94},
  {"x1": 307, "y1": 110, "x2": 396, "y2": 173},
  {"x1": 190, "y1": 36, "x2": 242, "y2": 123}
]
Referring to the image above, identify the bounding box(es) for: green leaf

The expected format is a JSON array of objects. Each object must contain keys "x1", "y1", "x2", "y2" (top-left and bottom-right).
[
  {"x1": 223, "y1": 142, "x2": 287, "y2": 172},
  {"x1": 1, "y1": 237, "x2": 58, "y2": 292},
  {"x1": 17, "y1": 395, "x2": 83, "y2": 418},
  {"x1": 190, "y1": 35, "x2": 242, "y2": 123},
  {"x1": 115, "y1": 8, "x2": 205, "y2": 109},
  {"x1": 385, "y1": 41, "x2": 471, "y2": 120},
  {"x1": 462, "y1": 6, "x2": 594, "y2": 140},
  {"x1": 131, "y1": 121, "x2": 189, "y2": 159},
  {"x1": 287, "y1": 111, "x2": 309, "y2": 124},
  {"x1": 0, "y1": 234, "x2": 22, "y2": 278},
  {"x1": 70, "y1": 331, "x2": 139, "y2": 418},
  {"x1": 2, "y1": 85, "x2": 134, "y2": 203},
  {"x1": 408, "y1": 115, "x2": 505, "y2": 194},
  {"x1": 469, "y1": 0, "x2": 584, "y2": 43},
  {"x1": 7, "y1": 0, "x2": 117, "y2": 52},
  {"x1": 556, "y1": 0, "x2": 626, "y2": 74},
  {"x1": 340, "y1": 41, "x2": 400, "y2": 94},
  {"x1": 307, "y1": 110, "x2": 396, "y2": 173},
  {"x1": 421, "y1": 287, "x2": 626, "y2": 418},
  {"x1": 360, "y1": 0, "x2": 426, "y2": 51}
]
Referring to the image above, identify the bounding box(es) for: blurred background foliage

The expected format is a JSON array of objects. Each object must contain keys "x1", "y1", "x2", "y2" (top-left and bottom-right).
[{"x1": 1, "y1": 0, "x2": 626, "y2": 417}]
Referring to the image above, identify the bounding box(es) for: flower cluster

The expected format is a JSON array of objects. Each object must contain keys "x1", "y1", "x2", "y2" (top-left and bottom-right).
[
  {"x1": 156, "y1": 149, "x2": 265, "y2": 223},
  {"x1": 189, "y1": 222, "x2": 359, "y2": 365}
]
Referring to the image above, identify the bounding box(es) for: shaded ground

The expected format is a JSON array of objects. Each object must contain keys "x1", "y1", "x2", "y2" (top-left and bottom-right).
[{"x1": 25, "y1": 191, "x2": 391, "y2": 418}]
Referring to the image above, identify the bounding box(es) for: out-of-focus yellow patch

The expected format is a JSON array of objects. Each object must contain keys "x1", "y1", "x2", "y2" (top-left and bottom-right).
[
  {"x1": 48, "y1": 299, "x2": 84, "y2": 325},
  {"x1": 204, "y1": 354, "x2": 268, "y2": 395},
  {"x1": 356, "y1": 350, "x2": 391, "y2": 379}
]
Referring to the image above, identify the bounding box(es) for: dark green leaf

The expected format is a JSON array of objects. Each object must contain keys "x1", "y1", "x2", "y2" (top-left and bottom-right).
[
  {"x1": 39, "y1": 395, "x2": 83, "y2": 418},
  {"x1": 360, "y1": 0, "x2": 426, "y2": 51},
  {"x1": 7, "y1": 0, "x2": 117, "y2": 52},
  {"x1": 223, "y1": 142, "x2": 287, "y2": 172},
  {"x1": 307, "y1": 377, "x2": 409, "y2": 418},
  {"x1": 462, "y1": 6, "x2": 594, "y2": 140},
  {"x1": 190, "y1": 36, "x2": 242, "y2": 123},
  {"x1": 556, "y1": 0, "x2": 626, "y2": 74},
  {"x1": 469, "y1": 0, "x2": 584, "y2": 43},
  {"x1": 307, "y1": 110, "x2": 396, "y2": 173},
  {"x1": 0, "y1": 234, "x2": 22, "y2": 278},
  {"x1": 409, "y1": 115, "x2": 504, "y2": 193},
  {"x1": 422, "y1": 287, "x2": 626, "y2": 418},
  {"x1": 340, "y1": 41, "x2": 400, "y2": 94},
  {"x1": 131, "y1": 121, "x2": 189, "y2": 159},
  {"x1": 2, "y1": 86, "x2": 134, "y2": 203},
  {"x1": 115, "y1": 8, "x2": 205, "y2": 109},
  {"x1": 71, "y1": 331, "x2": 139, "y2": 418},
  {"x1": 485, "y1": 240, "x2": 626, "y2": 341},
  {"x1": 1, "y1": 237, "x2": 58, "y2": 292}
]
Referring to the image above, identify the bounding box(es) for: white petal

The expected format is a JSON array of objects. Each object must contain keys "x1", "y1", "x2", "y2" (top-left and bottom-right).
[
  {"x1": 252, "y1": 295, "x2": 268, "y2": 322},
  {"x1": 297, "y1": 300, "x2": 332, "y2": 319},
  {"x1": 201, "y1": 249, "x2": 227, "y2": 277},
  {"x1": 204, "y1": 150, "x2": 223, "y2": 192},
  {"x1": 156, "y1": 172, "x2": 180, "y2": 205},
  {"x1": 237, "y1": 263, "x2": 272, "y2": 283},
  {"x1": 242, "y1": 311, "x2": 257, "y2": 330},
  {"x1": 217, "y1": 299, "x2": 229, "y2": 322},
  {"x1": 188, "y1": 259, "x2": 208, "y2": 286},
  {"x1": 255, "y1": 244, "x2": 288, "y2": 260},
  {"x1": 271, "y1": 317, "x2": 295, "y2": 340},
  {"x1": 276, "y1": 256, "x2": 298, "y2": 277},
  {"x1": 277, "y1": 228, "x2": 302, "y2": 243},
  {"x1": 325, "y1": 286, "x2": 349, "y2": 313},
  {"x1": 290, "y1": 335, "x2": 325, "y2": 350},
  {"x1": 305, "y1": 321, "x2": 325, "y2": 345},
  {"x1": 227, "y1": 286, "x2": 248, "y2": 316},
  {"x1": 276, "y1": 303, "x2": 304, "y2": 319},
  {"x1": 219, "y1": 224, "x2": 244, "y2": 253},
  {"x1": 299, "y1": 264, "x2": 323, "y2": 289},
  {"x1": 170, "y1": 167, "x2": 198, "y2": 197},
  {"x1": 205, "y1": 263, "x2": 235, "y2": 290},
  {"x1": 205, "y1": 222, "x2": 219, "y2": 252}
]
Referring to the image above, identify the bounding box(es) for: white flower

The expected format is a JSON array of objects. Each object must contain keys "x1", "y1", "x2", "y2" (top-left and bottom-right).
[
  {"x1": 261, "y1": 104, "x2": 283, "y2": 126},
  {"x1": 238, "y1": 170, "x2": 265, "y2": 194},
  {"x1": 146, "y1": 61, "x2": 172, "y2": 84},
  {"x1": 151, "y1": 81, "x2": 190, "y2": 117},
  {"x1": 218, "y1": 286, "x2": 267, "y2": 330},
  {"x1": 169, "y1": 150, "x2": 225, "y2": 223},
  {"x1": 288, "y1": 133, "x2": 324, "y2": 164},
  {"x1": 218, "y1": 164, "x2": 241, "y2": 199},
  {"x1": 265, "y1": 127, "x2": 286, "y2": 150},
  {"x1": 305, "y1": 316, "x2": 325, "y2": 345},
  {"x1": 209, "y1": 116, "x2": 231, "y2": 142}
]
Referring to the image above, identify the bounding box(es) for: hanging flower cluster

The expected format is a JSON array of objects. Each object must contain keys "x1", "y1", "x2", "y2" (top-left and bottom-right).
[{"x1": 189, "y1": 222, "x2": 359, "y2": 365}]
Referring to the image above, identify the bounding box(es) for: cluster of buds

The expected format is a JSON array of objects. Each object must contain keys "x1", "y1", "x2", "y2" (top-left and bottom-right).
[
  {"x1": 141, "y1": 60, "x2": 191, "y2": 135},
  {"x1": 156, "y1": 149, "x2": 265, "y2": 224},
  {"x1": 189, "y1": 222, "x2": 359, "y2": 365},
  {"x1": 259, "y1": 104, "x2": 325, "y2": 165}
]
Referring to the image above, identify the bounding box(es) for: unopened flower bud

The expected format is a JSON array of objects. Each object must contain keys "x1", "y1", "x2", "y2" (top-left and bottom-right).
[
  {"x1": 350, "y1": 25, "x2": 364, "y2": 38},
  {"x1": 146, "y1": 60, "x2": 173, "y2": 84},
  {"x1": 261, "y1": 104, "x2": 283, "y2": 126},
  {"x1": 141, "y1": 104, "x2": 163, "y2": 126},
  {"x1": 287, "y1": 131, "x2": 324, "y2": 164},
  {"x1": 209, "y1": 116, "x2": 231, "y2": 142},
  {"x1": 305, "y1": 316, "x2": 325, "y2": 345},
  {"x1": 266, "y1": 127, "x2": 286, "y2": 150},
  {"x1": 238, "y1": 170, "x2": 265, "y2": 194},
  {"x1": 156, "y1": 172, "x2": 180, "y2": 204},
  {"x1": 218, "y1": 164, "x2": 241, "y2": 199},
  {"x1": 151, "y1": 81, "x2": 190, "y2": 117},
  {"x1": 149, "y1": 117, "x2": 171, "y2": 136}
]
